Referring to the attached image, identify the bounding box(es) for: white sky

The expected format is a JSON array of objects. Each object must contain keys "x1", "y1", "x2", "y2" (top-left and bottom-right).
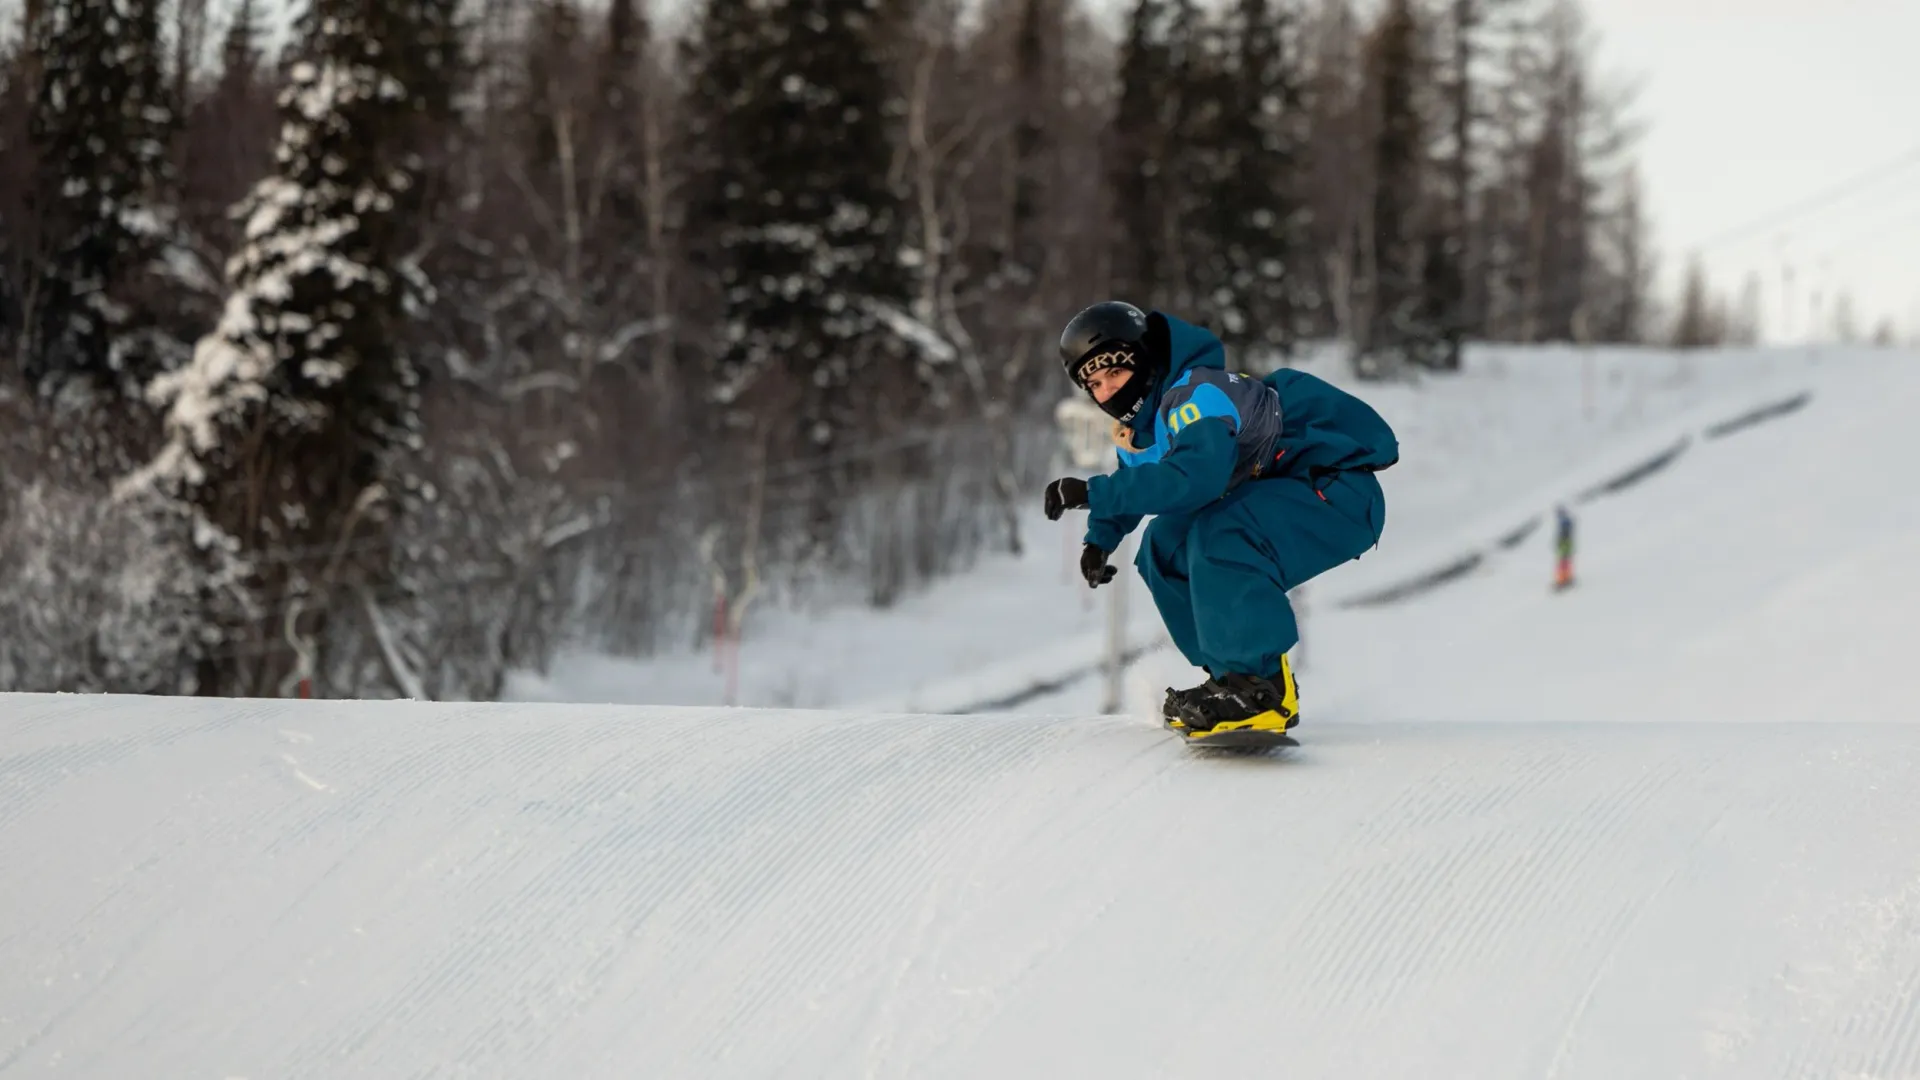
[{"x1": 1585, "y1": 0, "x2": 1920, "y2": 342}]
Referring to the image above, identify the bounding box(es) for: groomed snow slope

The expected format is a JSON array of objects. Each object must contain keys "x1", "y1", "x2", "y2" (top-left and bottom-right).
[
  {"x1": 1194, "y1": 349, "x2": 1920, "y2": 729},
  {"x1": 505, "y1": 344, "x2": 1834, "y2": 714},
  {"x1": 8, "y1": 695, "x2": 1920, "y2": 1078}
]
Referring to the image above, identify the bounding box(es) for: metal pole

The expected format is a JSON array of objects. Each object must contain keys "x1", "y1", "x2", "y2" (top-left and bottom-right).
[
  {"x1": 1104, "y1": 533, "x2": 1127, "y2": 713},
  {"x1": 1056, "y1": 395, "x2": 1129, "y2": 712}
]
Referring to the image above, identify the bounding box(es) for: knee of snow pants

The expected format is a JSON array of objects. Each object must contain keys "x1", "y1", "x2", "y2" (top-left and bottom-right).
[
  {"x1": 1178, "y1": 469, "x2": 1388, "y2": 674},
  {"x1": 1136, "y1": 511, "x2": 1204, "y2": 668}
]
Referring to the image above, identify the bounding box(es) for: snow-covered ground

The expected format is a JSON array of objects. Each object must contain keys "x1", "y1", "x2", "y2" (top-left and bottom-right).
[
  {"x1": 1129, "y1": 344, "x2": 1917, "y2": 728},
  {"x1": 507, "y1": 342, "x2": 1852, "y2": 714},
  {"x1": 7, "y1": 344, "x2": 1920, "y2": 1076},
  {"x1": 9, "y1": 696, "x2": 1920, "y2": 1077}
]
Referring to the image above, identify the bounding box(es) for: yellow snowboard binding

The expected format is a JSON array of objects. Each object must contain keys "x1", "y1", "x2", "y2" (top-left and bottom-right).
[{"x1": 1164, "y1": 657, "x2": 1299, "y2": 750}]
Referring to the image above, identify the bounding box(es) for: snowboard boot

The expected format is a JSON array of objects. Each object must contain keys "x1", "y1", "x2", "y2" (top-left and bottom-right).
[
  {"x1": 1162, "y1": 672, "x2": 1218, "y2": 733},
  {"x1": 1179, "y1": 657, "x2": 1300, "y2": 742}
]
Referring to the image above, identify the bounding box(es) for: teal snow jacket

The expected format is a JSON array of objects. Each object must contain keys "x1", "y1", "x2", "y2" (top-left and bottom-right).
[{"x1": 1083, "y1": 313, "x2": 1399, "y2": 553}]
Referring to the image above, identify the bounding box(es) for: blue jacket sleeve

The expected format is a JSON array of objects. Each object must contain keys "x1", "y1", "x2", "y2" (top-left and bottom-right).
[
  {"x1": 1085, "y1": 417, "x2": 1238, "y2": 522},
  {"x1": 1083, "y1": 505, "x2": 1142, "y2": 553}
]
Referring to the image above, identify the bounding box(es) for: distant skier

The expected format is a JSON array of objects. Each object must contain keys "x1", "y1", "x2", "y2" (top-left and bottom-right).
[
  {"x1": 1553, "y1": 505, "x2": 1576, "y2": 591},
  {"x1": 1042, "y1": 301, "x2": 1399, "y2": 743}
]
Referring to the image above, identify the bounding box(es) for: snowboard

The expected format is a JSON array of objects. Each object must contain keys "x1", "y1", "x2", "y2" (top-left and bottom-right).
[{"x1": 1163, "y1": 714, "x2": 1299, "y2": 752}]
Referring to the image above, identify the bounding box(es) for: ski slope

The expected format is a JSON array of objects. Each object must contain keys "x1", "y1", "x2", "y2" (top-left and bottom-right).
[
  {"x1": 506, "y1": 343, "x2": 1834, "y2": 714},
  {"x1": 8, "y1": 349, "x2": 1920, "y2": 1076},
  {"x1": 8, "y1": 696, "x2": 1920, "y2": 1078},
  {"x1": 1155, "y1": 347, "x2": 1920, "y2": 729}
]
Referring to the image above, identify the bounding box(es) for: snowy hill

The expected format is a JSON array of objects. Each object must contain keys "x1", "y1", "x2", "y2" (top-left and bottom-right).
[
  {"x1": 8, "y1": 694, "x2": 1920, "y2": 1077},
  {"x1": 1171, "y1": 344, "x2": 1920, "y2": 728},
  {"x1": 9, "y1": 347, "x2": 1920, "y2": 1075},
  {"x1": 508, "y1": 343, "x2": 1850, "y2": 713}
]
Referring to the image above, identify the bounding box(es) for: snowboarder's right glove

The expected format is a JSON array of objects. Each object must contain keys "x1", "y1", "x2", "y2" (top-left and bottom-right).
[
  {"x1": 1079, "y1": 542, "x2": 1117, "y2": 589},
  {"x1": 1044, "y1": 476, "x2": 1090, "y2": 520}
]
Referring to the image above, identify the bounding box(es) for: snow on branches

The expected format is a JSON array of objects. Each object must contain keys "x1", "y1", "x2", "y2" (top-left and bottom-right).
[
  {"x1": 119, "y1": 35, "x2": 419, "y2": 501},
  {"x1": 101, "y1": 0, "x2": 453, "y2": 695},
  {"x1": 25, "y1": 0, "x2": 180, "y2": 398}
]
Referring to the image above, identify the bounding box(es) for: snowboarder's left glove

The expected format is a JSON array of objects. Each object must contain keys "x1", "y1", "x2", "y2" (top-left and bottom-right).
[
  {"x1": 1079, "y1": 543, "x2": 1117, "y2": 588},
  {"x1": 1044, "y1": 477, "x2": 1089, "y2": 520}
]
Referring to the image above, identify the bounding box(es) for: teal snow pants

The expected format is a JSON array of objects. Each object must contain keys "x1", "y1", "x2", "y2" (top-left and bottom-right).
[{"x1": 1134, "y1": 469, "x2": 1386, "y2": 678}]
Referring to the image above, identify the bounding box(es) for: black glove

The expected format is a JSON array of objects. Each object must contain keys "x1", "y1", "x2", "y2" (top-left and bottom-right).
[
  {"x1": 1079, "y1": 542, "x2": 1117, "y2": 588},
  {"x1": 1044, "y1": 477, "x2": 1090, "y2": 521}
]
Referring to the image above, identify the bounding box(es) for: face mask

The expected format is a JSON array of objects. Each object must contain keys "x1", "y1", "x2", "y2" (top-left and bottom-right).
[
  {"x1": 1074, "y1": 344, "x2": 1148, "y2": 423},
  {"x1": 1094, "y1": 373, "x2": 1152, "y2": 424}
]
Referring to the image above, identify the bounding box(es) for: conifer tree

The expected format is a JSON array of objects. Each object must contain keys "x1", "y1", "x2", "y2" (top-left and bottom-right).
[
  {"x1": 1521, "y1": 37, "x2": 1586, "y2": 342},
  {"x1": 587, "y1": 0, "x2": 665, "y2": 377},
  {"x1": 681, "y1": 0, "x2": 914, "y2": 453},
  {"x1": 23, "y1": 0, "x2": 175, "y2": 399},
  {"x1": 1425, "y1": 0, "x2": 1525, "y2": 365},
  {"x1": 219, "y1": 0, "x2": 262, "y2": 95},
  {"x1": 1357, "y1": 0, "x2": 1445, "y2": 375},
  {"x1": 1432, "y1": 0, "x2": 1477, "y2": 359},
  {"x1": 127, "y1": 0, "x2": 461, "y2": 694},
  {"x1": 1202, "y1": 0, "x2": 1310, "y2": 356},
  {"x1": 1593, "y1": 165, "x2": 1652, "y2": 343},
  {"x1": 993, "y1": 0, "x2": 1051, "y2": 333},
  {"x1": 1108, "y1": 0, "x2": 1178, "y2": 305},
  {"x1": 1671, "y1": 256, "x2": 1720, "y2": 349},
  {"x1": 595, "y1": 0, "x2": 650, "y2": 244},
  {"x1": 0, "y1": 38, "x2": 31, "y2": 367}
]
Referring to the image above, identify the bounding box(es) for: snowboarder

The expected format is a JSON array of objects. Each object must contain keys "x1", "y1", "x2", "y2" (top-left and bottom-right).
[
  {"x1": 1042, "y1": 301, "x2": 1398, "y2": 743},
  {"x1": 1553, "y1": 504, "x2": 1576, "y2": 590}
]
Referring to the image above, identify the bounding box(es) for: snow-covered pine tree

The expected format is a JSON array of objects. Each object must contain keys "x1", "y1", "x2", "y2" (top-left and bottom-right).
[
  {"x1": 1002, "y1": 0, "x2": 1049, "y2": 321},
  {"x1": 682, "y1": 0, "x2": 915, "y2": 455},
  {"x1": 1109, "y1": 0, "x2": 1178, "y2": 306},
  {"x1": 1112, "y1": 0, "x2": 1254, "y2": 320},
  {"x1": 1, "y1": 44, "x2": 27, "y2": 365},
  {"x1": 1199, "y1": 0, "x2": 1311, "y2": 358},
  {"x1": 1357, "y1": 0, "x2": 1446, "y2": 376},
  {"x1": 123, "y1": 0, "x2": 459, "y2": 696},
  {"x1": 1159, "y1": 3, "x2": 1224, "y2": 316},
  {"x1": 23, "y1": 0, "x2": 176, "y2": 402},
  {"x1": 0, "y1": 2, "x2": 231, "y2": 695},
  {"x1": 592, "y1": 0, "x2": 658, "y2": 336}
]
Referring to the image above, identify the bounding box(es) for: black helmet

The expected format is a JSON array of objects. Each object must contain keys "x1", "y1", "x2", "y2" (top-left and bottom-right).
[
  {"x1": 1059, "y1": 301, "x2": 1149, "y2": 379},
  {"x1": 1059, "y1": 301, "x2": 1157, "y2": 423}
]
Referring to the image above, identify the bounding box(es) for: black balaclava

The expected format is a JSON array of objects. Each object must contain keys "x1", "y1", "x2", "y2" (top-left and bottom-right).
[
  {"x1": 1071, "y1": 342, "x2": 1154, "y2": 424},
  {"x1": 1059, "y1": 301, "x2": 1160, "y2": 424}
]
